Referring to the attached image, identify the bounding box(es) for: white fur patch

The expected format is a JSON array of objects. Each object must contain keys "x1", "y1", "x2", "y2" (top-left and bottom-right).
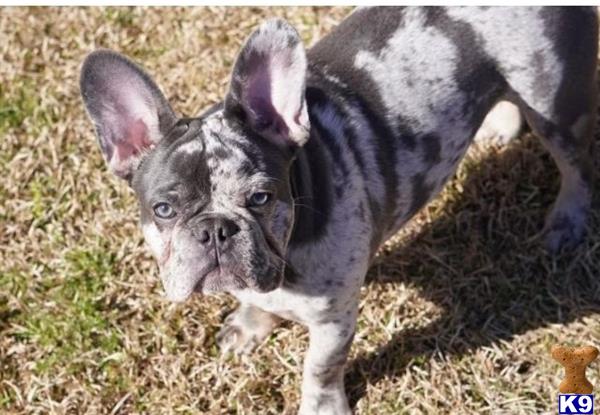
[
  {"x1": 354, "y1": 8, "x2": 465, "y2": 133},
  {"x1": 474, "y1": 101, "x2": 522, "y2": 145},
  {"x1": 142, "y1": 222, "x2": 165, "y2": 260},
  {"x1": 177, "y1": 139, "x2": 203, "y2": 155}
]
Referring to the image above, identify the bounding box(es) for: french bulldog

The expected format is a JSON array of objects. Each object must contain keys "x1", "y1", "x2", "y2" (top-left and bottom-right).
[{"x1": 80, "y1": 7, "x2": 598, "y2": 414}]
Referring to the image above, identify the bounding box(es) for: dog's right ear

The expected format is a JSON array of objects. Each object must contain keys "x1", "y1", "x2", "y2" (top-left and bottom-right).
[
  {"x1": 80, "y1": 50, "x2": 177, "y2": 180},
  {"x1": 225, "y1": 19, "x2": 310, "y2": 149}
]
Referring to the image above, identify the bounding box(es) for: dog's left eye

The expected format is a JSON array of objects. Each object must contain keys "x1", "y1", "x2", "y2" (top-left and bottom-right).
[
  {"x1": 153, "y1": 202, "x2": 176, "y2": 219},
  {"x1": 249, "y1": 192, "x2": 271, "y2": 207}
]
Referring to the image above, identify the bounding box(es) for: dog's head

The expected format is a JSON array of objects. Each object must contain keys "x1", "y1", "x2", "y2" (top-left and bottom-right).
[{"x1": 80, "y1": 19, "x2": 310, "y2": 301}]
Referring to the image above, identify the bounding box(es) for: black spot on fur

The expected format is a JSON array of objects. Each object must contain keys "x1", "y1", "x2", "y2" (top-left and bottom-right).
[
  {"x1": 421, "y1": 133, "x2": 442, "y2": 166},
  {"x1": 289, "y1": 124, "x2": 333, "y2": 245},
  {"x1": 211, "y1": 146, "x2": 232, "y2": 160},
  {"x1": 397, "y1": 115, "x2": 418, "y2": 151},
  {"x1": 540, "y1": 7, "x2": 598, "y2": 127}
]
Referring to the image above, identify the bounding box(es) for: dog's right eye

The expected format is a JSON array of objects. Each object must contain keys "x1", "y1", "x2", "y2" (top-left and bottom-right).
[
  {"x1": 153, "y1": 202, "x2": 176, "y2": 219},
  {"x1": 248, "y1": 192, "x2": 272, "y2": 207}
]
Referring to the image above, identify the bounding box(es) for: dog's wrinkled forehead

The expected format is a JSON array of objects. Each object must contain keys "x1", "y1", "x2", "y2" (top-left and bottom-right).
[
  {"x1": 133, "y1": 111, "x2": 290, "y2": 204},
  {"x1": 202, "y1": 113, "x2": 265, "y2": 186}
]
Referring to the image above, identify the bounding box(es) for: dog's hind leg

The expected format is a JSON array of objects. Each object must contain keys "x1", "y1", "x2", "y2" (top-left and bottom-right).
[
  {"x1": 474, "y1": 100, "x2": 523, "y2": 146},
  {"x1": 499, "y1": 9, "x2": 598, "y2": 252},
  {"x1": 520, "y1": 99, "x2": 596, "y2": 252}
]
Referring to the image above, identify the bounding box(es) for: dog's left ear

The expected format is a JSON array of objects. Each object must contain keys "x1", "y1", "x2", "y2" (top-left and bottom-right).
[
  {"x1": 225, "y1": 19, "x2": 310, "y2": 148},
  {"x1": 80, "y1": 50, "x2": 177, "y2": 181}
]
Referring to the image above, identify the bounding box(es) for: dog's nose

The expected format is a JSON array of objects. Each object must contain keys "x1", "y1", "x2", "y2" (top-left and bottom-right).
[
  {"x1": 197, "y1": 229, "x2": 211, "y2": 245},
  {"x1": 196, "y1": 217, "x2": 240, "y2": 246},
  {"x1": 216, "y1": 218, "x2": 240, "y2": 242}
]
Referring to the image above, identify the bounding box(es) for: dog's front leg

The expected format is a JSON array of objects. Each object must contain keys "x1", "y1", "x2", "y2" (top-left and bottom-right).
[
  {"x1": 299, "y1": 307, "x2": 357, "y2": 415},
  {"x1": 217, "y1": 303, "x2": 282, "y2": 355}
]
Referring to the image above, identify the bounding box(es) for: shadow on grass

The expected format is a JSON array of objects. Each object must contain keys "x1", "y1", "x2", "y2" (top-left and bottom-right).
[{"x1": 345, "y1": 131, "x2": 600, "y2": 407}]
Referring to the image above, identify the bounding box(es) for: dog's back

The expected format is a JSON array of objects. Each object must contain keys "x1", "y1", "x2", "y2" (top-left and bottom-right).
[{"x1": 306, "y1": 6, "x2": 598, "y2": 248}]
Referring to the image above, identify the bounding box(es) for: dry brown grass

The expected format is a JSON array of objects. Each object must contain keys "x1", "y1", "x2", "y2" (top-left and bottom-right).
[{"x1": 1, "y1": 6, "x2": 600, "y2": 415}]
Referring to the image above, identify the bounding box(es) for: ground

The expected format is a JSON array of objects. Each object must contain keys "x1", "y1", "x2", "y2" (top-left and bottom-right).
[{"x1": 1, "y1": 6, "x2": 600, "y2": 415}]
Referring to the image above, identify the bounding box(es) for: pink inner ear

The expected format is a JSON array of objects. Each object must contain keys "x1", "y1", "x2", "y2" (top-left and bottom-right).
[{"x1": 116, "y1": 118, "x2": 153, "y2": 161}]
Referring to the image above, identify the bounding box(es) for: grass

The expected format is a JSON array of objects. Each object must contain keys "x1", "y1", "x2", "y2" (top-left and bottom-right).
[{"x1": 1, "y1": 6, "x2": 600, "y2": 415}]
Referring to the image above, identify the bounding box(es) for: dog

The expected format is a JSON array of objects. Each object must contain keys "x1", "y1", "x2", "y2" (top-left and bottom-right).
[{"x1": 80, "y1": 7, "x2": 598, "y2": 414}]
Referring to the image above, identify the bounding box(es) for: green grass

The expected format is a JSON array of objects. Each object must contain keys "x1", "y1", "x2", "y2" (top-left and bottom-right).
[
  {"x1": 104, "y1": 7, "x2": 136, "y2": 27},
  {"x1": 11, "y1": 248, "x2": 121, "y2": 374},
  {"x1": 0, "y1": 247, "x2": 132, "y2": 408},
  {"x1": 0, "y1": 79, "x2": 37, "y2": 135}
]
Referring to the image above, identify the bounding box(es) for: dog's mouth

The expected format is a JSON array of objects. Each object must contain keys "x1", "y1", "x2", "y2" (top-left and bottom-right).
[
  {"x1": 161, "y1": 256, "x2": 284, "y2": 302},
  {"x1": 192, "y1": 261, "x2": 284, "y2": 295},
  {"x1": 193, "y1": 266, "x2": 248, "y2": 294}
]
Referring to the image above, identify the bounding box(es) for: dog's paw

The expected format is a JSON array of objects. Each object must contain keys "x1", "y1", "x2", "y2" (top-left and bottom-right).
[
  {"x1": 474, "y1": 101, "x2": 522, "y2": 146},
  {"x1": 216, "y1": 306, "x2": 280, "y2": 355},
  {"x1": 216, "y1": 320, "x2": 260, "y2": 355},
  {"x1": 543, "y1": 208, "x2": 588, "y2": 253}
]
